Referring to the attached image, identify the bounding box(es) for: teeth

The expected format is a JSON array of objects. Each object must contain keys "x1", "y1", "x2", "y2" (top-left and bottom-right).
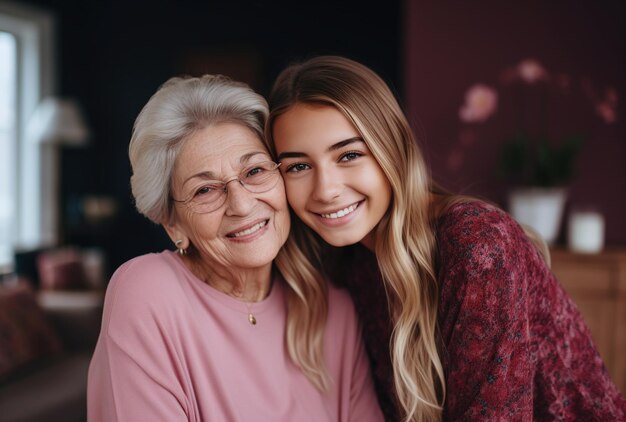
[
  {"x1": 232, "y1": 221, "x2": 267, "y2": 237},
  {"x1": 320, "y1": 203, "x2": 358, "y2": 219}
]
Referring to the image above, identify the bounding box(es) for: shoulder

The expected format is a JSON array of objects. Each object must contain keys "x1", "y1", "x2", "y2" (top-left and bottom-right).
[
  {"x1": 435, "y1": 200, "x2": 548, "y2": 313},
  {"x1": 107, "y1": 251, "x2": 182, "y2": 297},
  {"x1": 437, "y1": 200, "x2": 523, "y2": 246},
  {"x1": 102, "y1": 251, "x2": 186, "y2": 334},
  {"x1": 435, "y1": 200, "x2": 539, "y2": 271},
  {"x1": 110, "y1": 251, "x2": 179, "y2": 282}
]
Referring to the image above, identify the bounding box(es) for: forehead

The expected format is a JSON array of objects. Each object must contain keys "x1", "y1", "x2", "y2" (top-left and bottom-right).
[
  {"x1": 273, "y1": 103, "x2": 360, "y2": 152},
  {"x1": 175, "y1": 122, "x2": 268, "y2": 173}
]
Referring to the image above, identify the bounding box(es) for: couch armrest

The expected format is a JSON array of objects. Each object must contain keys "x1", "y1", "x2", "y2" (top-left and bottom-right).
[{"x1": 37, "y1": 290, "x2": 104, "y2": 352}]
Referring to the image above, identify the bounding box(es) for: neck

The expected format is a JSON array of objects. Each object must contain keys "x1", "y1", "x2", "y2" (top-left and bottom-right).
[
  {"x1": 182, "y1": 254, "x2": 272, "y2": 302},
  {"x1": 360, "y1": 231, "x2": 376, "y2": 251}
]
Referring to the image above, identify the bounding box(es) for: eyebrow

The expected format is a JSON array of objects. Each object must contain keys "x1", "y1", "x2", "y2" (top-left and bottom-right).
[
  {"x1": 277, "y1": 137, "x2": 364, "y2": 161},
  {"x1": 181, "y1": 151, "x2": 268, "y2": 185}
]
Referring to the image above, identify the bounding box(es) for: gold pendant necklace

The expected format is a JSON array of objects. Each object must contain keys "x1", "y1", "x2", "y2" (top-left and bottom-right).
[{"x1": 245, "y1": 302, "x2": 257, "y2": 325}]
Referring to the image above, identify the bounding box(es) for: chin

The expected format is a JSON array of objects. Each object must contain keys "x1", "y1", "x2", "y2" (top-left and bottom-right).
[
  {"x1": 236, "y1": 247, "x2": 281, "y2": 269},
  {"x1": 320, "y1": 233, "x2": 362, "y2": 248}
]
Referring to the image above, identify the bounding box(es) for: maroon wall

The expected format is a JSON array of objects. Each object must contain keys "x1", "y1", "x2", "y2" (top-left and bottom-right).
[{"x1": 404, "y1": 0, "x2": 625, "y2": 245}]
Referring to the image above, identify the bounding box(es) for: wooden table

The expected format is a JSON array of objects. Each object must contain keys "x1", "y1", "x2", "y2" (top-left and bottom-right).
[{"x1": 550, "y1": 247, "x2": 626, "y2": 395}]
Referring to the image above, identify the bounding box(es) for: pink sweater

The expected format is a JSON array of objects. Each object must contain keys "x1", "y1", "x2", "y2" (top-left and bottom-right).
[{"x1": 88, "y1": 251, "x2": 383, "y2": 421}]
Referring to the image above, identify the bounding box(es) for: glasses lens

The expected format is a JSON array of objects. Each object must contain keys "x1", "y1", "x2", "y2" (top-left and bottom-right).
[
  {"x1": 241, "y1": 162, "x2": 280, "y2": 193},
  {"x1": 183, "y1": 162, "x2": 280, "y2": 213},
  {"x1": 190, "y1": 184, "x2": 226, "y2": 213}
]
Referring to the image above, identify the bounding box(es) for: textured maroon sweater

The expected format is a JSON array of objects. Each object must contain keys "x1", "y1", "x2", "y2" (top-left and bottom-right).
[{"x1": 336, "y1": 201, "x2": 626, "y2": 421}]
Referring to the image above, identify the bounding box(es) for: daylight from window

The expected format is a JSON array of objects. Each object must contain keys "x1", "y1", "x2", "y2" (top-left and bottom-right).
[{"x1": 0, "y1": 31, "x2": 16, "y2": 267}]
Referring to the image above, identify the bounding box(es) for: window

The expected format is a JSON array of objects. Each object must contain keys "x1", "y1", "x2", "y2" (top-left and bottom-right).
[
  {"x1": 0, "y1": 31, "x2": 16, "y2": 267},
  {"x1": 0, "y1": 4, "x2": 56, "y2": 271}
]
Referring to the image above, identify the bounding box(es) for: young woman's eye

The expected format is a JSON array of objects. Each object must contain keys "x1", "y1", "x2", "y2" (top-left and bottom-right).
[
  {"x1": 339, "y1": 151, "x2": 363, "y2": 162},
  {"x1": 284, "y1": 163, "x2": 311, "y2": 173}
]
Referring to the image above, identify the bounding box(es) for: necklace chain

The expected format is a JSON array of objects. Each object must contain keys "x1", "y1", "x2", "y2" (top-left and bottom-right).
[{"x1": 184, "y1": 256, "x2": 259, "y2": 325}]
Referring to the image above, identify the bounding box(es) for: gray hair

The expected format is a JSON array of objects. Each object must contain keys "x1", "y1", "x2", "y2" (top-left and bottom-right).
[{"x1": 129, "y1": 74, "x2": 269, "y2": 224}]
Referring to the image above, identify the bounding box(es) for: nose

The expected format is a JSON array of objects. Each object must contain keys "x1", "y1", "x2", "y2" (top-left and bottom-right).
[
  {"x1": 224, "y1": 179, "x2": 255, "y2": 216},
  {"x1": 311, "y1": 168, "x2": 342, "y2": 203}
]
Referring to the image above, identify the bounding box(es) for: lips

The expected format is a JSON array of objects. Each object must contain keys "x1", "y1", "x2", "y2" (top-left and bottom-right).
[
  {"x1": 226, "y1": 220, "x2": 268, "y2": 238},
  {"x1": 318, "y1": 202, "x2": 360, "y2": 219}
]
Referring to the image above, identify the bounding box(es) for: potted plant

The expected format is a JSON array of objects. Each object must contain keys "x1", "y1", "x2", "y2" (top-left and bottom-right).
[
  {"x1": 457, "y1": 58, "x2": 617, "y2": 245},
  {"x1": 499, "y1": 132, "x2": 583, "y2": 245}
]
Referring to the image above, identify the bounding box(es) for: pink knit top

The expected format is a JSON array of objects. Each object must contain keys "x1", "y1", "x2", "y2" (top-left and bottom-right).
[{"x1": 87, "y1": 251, "x2": 383, "y2": 421}]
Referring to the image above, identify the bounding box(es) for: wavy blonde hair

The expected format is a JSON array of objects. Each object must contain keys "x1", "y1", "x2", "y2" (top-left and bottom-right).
[
  {"x1": 129, "y1": 74, "x2": 330, "y2": 391},
  {"x1": 265, "y1": 56, "x2": 445, "y2": 421}
]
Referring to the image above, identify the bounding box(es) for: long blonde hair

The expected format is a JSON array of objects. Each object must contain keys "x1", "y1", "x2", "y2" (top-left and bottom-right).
[{"x1": 265, "y1": 56, "x2": 445, "y2": 421}]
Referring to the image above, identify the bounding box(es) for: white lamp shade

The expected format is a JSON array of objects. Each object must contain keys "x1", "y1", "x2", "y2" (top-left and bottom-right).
[{"x1": 27, "y1": 97, "x2": 90, "y2": 146}]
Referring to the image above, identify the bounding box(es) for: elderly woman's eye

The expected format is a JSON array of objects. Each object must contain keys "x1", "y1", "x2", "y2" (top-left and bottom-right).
[
  {"x1": 195, "y1": 185, "x2": 217, "y2": 197},
  {"x1": 246, "y1": 166, "x2": 264, "y2": 177}
]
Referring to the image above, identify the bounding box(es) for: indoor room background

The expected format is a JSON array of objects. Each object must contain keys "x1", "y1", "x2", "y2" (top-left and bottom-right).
[
  {"x1": 0, "y1": 0, "x2": 624, "y2": 413},
  {"x1": 3, "y1": 0, "x2": 623, "y2": 273}
]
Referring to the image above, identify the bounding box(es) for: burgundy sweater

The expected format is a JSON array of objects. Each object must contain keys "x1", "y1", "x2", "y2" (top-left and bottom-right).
[{"x1": 337, "y1": 201, "x2": 626, "y2": 421}]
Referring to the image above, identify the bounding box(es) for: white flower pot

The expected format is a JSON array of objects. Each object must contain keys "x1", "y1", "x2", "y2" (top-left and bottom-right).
[{"x1": 508, "y1": 187, "x2": 568, "y2": 245}]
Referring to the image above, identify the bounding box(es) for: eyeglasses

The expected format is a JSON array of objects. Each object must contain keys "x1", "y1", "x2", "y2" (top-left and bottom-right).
[{"x1": 171, "y1": 161, "x2": 282, "y2": 214}]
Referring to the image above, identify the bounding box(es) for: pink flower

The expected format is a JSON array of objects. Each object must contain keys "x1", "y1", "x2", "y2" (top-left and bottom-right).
[
  {"x1": 605, "y1": 87, "x2": 618, "y2": 106},
  {"x1": 594, "y1": 87, "x2": 619, "y2": 123},
  {"x1": 596, "y1": 102, "x2": 617, "y2": 124},
  {"x1": 517, "y1": 59, "x2": 549, "y2": 84},
  {"x1": 459, "y1": 84, "x2": 498, "y2": 123}
]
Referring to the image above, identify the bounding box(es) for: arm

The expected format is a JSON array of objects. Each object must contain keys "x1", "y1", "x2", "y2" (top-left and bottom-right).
[
  {"x1": 87, "y1": 258, "x2": 189, "y2": 422},
  {"x1": 437, "y1": 204, "x2": 538, "y2": 420},
  {"x1": 88, "y1": 334, "x2": 188, "y2": 422}
]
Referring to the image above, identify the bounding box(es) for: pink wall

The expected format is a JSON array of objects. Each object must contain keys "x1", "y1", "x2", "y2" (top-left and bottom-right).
[{"x1": 404, "y1": 0, "x2": 625, "y2": 245}]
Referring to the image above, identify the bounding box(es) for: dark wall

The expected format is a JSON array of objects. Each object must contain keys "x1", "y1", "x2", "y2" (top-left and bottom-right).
[
  {"x1": 405, "y1": 0, "x2": 625, "y2": 244},
  {"x1": 21, "y1": 0, "x2": 402, "y2": 275}
]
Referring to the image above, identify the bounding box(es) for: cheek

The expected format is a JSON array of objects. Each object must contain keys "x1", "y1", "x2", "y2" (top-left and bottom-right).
[
  {"x1": 283, "y1": 179, "x2": 309, "y2": 212},
  {"x1": 361, "y1": 166, "x2": 392, "y2": 209},
  {"x1": 266, "y1": 184, "x2": 291, "y2": 240},
  {"x1": 182, "y1": 213, "x2": 221, "y2": 244}
]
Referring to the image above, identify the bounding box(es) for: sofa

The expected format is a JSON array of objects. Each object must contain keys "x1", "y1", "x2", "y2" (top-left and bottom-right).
[{"x1": 0, "y1": 281, "x2": 103, "y2": 422}]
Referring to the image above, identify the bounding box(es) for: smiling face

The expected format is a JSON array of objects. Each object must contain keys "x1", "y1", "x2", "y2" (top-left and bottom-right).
[
  {"x1": 272, "y1": 103, "x2": 392, "y2": 249},
  {"x1": 166, "y1": 122, "x2": 290, "y2": 272}
]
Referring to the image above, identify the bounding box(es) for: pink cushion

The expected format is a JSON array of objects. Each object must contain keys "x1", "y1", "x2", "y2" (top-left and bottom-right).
[
  {"x1": 37, "y1": 248, "x2": 88, "y2": 290},
  {"x1": 0, "y1": 281, "x2": 63, "y2": 378}
]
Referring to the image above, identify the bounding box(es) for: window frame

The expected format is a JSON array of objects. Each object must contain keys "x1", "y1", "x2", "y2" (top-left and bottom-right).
[{"x1": 0, "y1": 2, "x2": 57, "y2": 267}]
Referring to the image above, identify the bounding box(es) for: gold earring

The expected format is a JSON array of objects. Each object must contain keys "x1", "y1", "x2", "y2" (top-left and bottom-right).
[{"x1": 175, "y1": 239, "x2": 187, "y2": 255}]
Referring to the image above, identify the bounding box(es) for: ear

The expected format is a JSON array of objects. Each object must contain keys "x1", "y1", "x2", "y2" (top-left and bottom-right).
[{"x1": 163, "y1": 218, "x2": 189, "y2": 250}]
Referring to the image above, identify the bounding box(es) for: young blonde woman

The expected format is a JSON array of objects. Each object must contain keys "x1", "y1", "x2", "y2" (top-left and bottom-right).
[{"x1": 264, "y1": 55, "x2": 626, "y2": 422}]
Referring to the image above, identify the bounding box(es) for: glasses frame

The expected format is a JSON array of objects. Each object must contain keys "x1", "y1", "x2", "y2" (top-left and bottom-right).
[{"x1": 171, "y1": 161, "x2": 282, "y2": 214}]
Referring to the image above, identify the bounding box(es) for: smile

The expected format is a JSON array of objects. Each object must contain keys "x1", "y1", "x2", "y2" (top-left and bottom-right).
[
  {"x1": 319, "y1": 202, "x2": 360, "y2": 219},
  {"x1": 229, "y1": 220, "x2": 268, "y2": 238}
]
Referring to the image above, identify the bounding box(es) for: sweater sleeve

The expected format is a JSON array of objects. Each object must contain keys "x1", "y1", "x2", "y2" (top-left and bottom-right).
[
  {"x1": 436, "y1": 203, "x2": 537, "y2": 420},
  {"x1": 87, "y1": 257, "x2": 190, "y2": 422},
  {"x1": 436, "y1": 202, "x2": 626, "y2": 421}
]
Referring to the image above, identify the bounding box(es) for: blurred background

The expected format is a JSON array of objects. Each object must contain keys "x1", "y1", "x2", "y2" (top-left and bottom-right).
[
  {"x1": 0, "y1": 0, "x2": 624, "y2": 419},
  {"x1": 1, "y1": 0, "x2": 623, "y2": 273}
]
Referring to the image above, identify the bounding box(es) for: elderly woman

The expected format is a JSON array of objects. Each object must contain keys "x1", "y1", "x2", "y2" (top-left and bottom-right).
[{"x1": 87, "y1": 75, "x2": 383, "y2": 421}]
